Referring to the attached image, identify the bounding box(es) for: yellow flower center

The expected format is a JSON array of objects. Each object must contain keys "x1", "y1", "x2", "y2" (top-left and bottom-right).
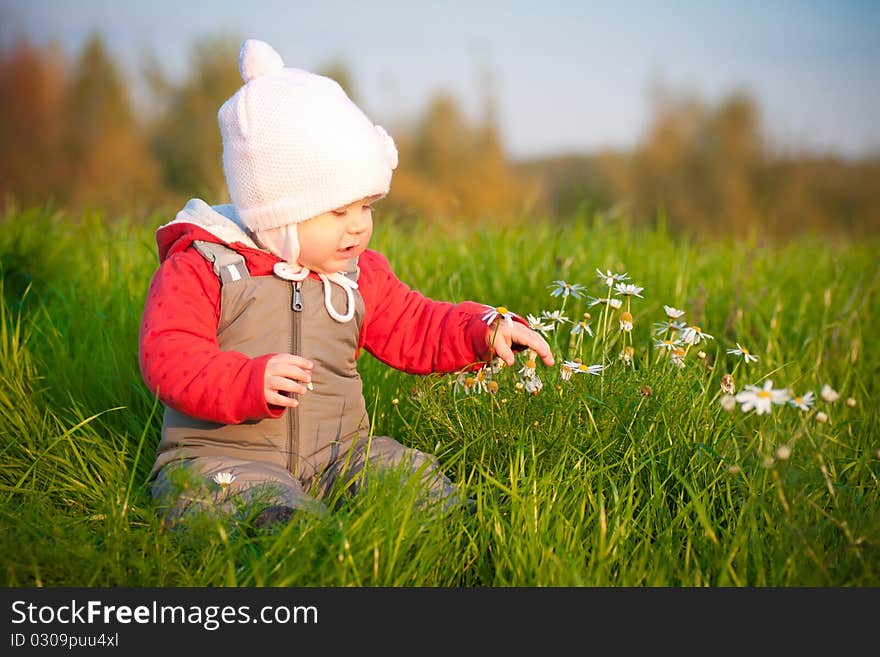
[
  {"x1": 496, "y1": 306, "x2": 509, "y2": 315},
  {"x1": 758, "y1": 391, "x2": 771, "y2": 399},
  {"x1": 742, "y1": 347, "x2": 750, "y2": 355}
]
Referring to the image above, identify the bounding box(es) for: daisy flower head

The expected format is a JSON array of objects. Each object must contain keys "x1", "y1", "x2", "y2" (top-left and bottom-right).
[
  {"x1": 212, "y1": 472, "x2": 236, "y2": 488},
  {"x1": 455, "y1": 368, "x2": 489, "y2": 395},
  {"x1": 820, "y1": 384, "x2": 839, "y2": 403},
  {"x1": 563, "y1": 360, "x2": 605, "y2": 376},
  {"x1": 653, "y1": 337, "x2": 682, "y2": 351},
  {"x1": 727, "y1": 343, "x2": 758, "y2": 363},
  {"x1": 526, "y1": 313, "x2": 554, "y2": 336},
  {"x1": 559, "y1": 362, "x2": 574, "y2": 381},
  {"x1": 614, "y1": 282, "x2": 644, "y2": 298},
  {"x1": 619, "y1": 345, "x2": 635, "y2": 364},
  {"x1": 653, "y1": 319, "x2": 687, "y2": 335},
  {"x1": 720, "y1": 394, "x2": 737, "y2": 412},
  {"x1": 775, "y1": 444, "x2": 792, "y2": 461},
  {"x1": 680, "y1": 325, "x2": 714, "y2": 345},
  {"x1": 735, "y1": 380, "x2": 792, "y2": 415},
  {"x1": 453, "y1": 371, "x2": 472, "y2": 394},
  {"x1": 518, "y1": 353, "x2": 537, "y2": 379},
  {"x1": 619, "y1": 310, "x2": 633, "y2": 332},
  {"x1": 482, "y1": 305, "x2": 517, "y2": 327},
  {"x1": 789, "y1": 391, "x2": 815, "y2": 411},
  {"x1": 465, "y1": 367, "x2": 490, "y2": 394},
  {"x1": 663, "y1": 305, "x2": 686, "y2": 319},
  {"x1": 523, "y1": 374, "x2": 543, "y2": 395},
  {"x1": 596, "y1": 268, "x2": 629, "y2": 287},
  {"x1": 570, "y1": 314, "x2": 594, "y2": 336},
  {"x1": 548, "y1": 280, "x2": 587, "y2": 299},
  {"x1": 670, "y1": 347, "x2": 686, "y2": 368},
  {"x1": 540, "y1": 309, "x2": 570, "y2": 327}
]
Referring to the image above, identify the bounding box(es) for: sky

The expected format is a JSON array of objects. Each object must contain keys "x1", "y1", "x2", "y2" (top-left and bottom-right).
[{"x1": 2, "y1": 0, "x2": 879, "y2": 161}]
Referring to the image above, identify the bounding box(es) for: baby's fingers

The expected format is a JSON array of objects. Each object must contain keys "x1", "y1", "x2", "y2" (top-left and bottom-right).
[{"x1": 492, "y1": 337, "x2": 516, "y2": 366}]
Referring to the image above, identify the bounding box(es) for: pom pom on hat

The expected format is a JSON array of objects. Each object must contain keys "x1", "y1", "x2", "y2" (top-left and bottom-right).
[
  {"x1": 217, "y1": 38, "x2": 398, "y2": 263},
  {"x1": 238, "y1": 38, "x2": 284, "y2": 82}
]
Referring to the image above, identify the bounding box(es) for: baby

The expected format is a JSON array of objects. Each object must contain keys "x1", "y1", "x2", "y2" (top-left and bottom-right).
[{"x1": 138, "y1": 39, "x2": 553, "y2": 527}]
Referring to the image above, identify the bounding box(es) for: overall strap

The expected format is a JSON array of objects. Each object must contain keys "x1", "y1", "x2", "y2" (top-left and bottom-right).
[{"x1": 192, "y1": 240, "x2": 250, "y2": 283}]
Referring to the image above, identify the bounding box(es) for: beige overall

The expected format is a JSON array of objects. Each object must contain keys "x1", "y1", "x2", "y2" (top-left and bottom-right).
[{"x1": 150, "y1": 241, "x2": 461, "y2": 521}]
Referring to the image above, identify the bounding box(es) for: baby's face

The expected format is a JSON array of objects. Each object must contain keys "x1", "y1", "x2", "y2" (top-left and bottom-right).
[{"x1": 297, "y1": 195, "x2": 379, "y2": 273}]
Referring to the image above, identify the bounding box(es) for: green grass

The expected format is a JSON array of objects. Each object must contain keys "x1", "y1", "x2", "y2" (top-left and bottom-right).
[{"x1": 1, "y1": 204, "x2": 878, "y2": 586}]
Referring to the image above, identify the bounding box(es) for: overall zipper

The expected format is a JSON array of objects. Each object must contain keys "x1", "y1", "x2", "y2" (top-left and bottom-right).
[{"x1": 288, "y1": 280, "x2": 303, "y2": 474}]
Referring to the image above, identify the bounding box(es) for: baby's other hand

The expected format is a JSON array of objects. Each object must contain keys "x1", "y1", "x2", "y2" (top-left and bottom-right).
[
  {"x1": 264, "y1": 353, "x2": 314, "y2": 408},
  {"x1": 487, "y1": 321, "x2": 555, "y2": 368}
]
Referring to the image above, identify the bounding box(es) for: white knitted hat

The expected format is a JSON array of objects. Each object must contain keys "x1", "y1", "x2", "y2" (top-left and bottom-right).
[{"x1": 218, "y1": 38, "x2": 398, "y2": 245}]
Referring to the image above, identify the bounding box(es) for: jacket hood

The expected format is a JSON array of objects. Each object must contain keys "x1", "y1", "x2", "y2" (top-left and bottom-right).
[{"x1": 155, "y1": 198, "x2": 262, "y2": 262}]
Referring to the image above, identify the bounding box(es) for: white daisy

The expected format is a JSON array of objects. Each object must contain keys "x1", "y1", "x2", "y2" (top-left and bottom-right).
[
  {"x1": 727, "y1": 342, "x2": 758, "y2": 363},
  {"x1": 212, "y1": 472, "x2": 236, "y2": 488},
  {"x1": 559, "y1": 362, "x2": 574, "y2": 381},
  {"x1": 453, "y1": 371, "x2": 471, "y2": 393},
  {"x1": 663, "y1": 305, "x2": 686, "y2": 319},
  {"x1": 735, "y1": 380, "x2": 792, "y2": 415},
  {"x1": 518, "y1": 352, "x2": 537, "y2": 379},
  {"x1": 548, "y1": 280, "x2": 587, "y2": 299},
  {"x1": 788, "y1": 391, "x2": 815, "y2": 411},
  {"x1": 720, "y1": 394, "x2": 737, "y2": 412},
  {"x1": 680, "y1": 325, "x2": 714, "y2": 345},
  {"x1": 670, "y1": 347, "x2": 686, "y2": 368},
  {"x1": 540, "y1": 309, "x2": 570, "y2": 327},
  {"x1": 526, "y1": 313, "x2": 554, "y2": 336},
  {"x1": 596, "y1": 268, "x2": 629, "y2": 287},
  {"x1": 523, "y1": 374, "x2": 543, "y2": 395},
  {"x1": 653, "y1": 337, "x2": 682, "y2": 351},
  {"x1": 619, "y1": 311, "x2": 633, "y2": 332},
  {"x1": 473, "y1": 367, "x2": 490, "y2": 394},
  {"x1": 653, "y1": 319, "x2": 687, "y2": 335},
  {"x1": 563, "y1": 361, "x2": 604, "y2": 376},
  {"x1": 570, "y1": 317, "x2": 594, "y2": 336},
  {"x1": 481, "y1": 305, "x2": 517, "y2": 327},
  {"x1": 613, "y1": 282, "x2": 644, "y2": 298}
]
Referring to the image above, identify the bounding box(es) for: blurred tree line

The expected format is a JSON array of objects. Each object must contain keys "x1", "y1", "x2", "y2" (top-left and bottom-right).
[{"x1": 2, "y1": 32, "x2": 878, "y2": 241}]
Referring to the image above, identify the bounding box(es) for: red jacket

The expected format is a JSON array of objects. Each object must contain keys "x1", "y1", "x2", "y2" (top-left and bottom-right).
[{"x1": 139, "y1": 204, "x2": 495, "y2": 425}]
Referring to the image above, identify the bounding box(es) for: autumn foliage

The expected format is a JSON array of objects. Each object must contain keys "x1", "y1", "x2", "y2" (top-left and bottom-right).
[{"x1": 1, "y1": 32, "x2": 877, "y2": 241}]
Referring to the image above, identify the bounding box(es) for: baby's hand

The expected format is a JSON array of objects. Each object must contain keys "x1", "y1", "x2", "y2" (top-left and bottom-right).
[
  {"x1": 487, "y1": 321, "x2": 555, "y2": 368},
  {"x1": 264, "y1": 353, "x2": 314, "y2": 408}
]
